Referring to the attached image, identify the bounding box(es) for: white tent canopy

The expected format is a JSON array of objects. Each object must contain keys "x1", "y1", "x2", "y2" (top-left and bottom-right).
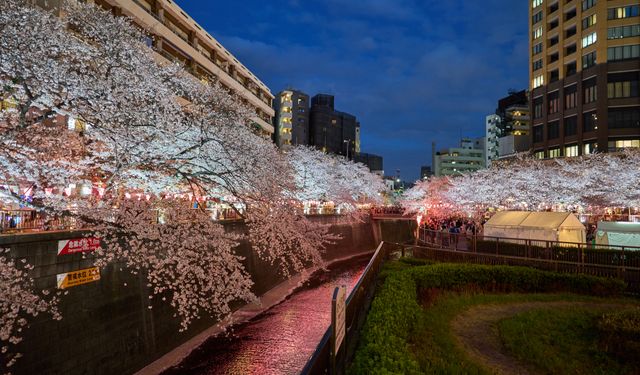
[
  {"x1": 596, "y1": 221, "x2": 640, "y2": 248},
  {"x1": 484, "y1": 211, "x2": 586, "y2": 244}
]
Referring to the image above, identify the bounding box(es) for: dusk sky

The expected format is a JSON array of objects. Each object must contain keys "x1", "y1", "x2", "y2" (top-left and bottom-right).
[{"x1": 176, "y1": 0, "x2": 530, "y2": 181}]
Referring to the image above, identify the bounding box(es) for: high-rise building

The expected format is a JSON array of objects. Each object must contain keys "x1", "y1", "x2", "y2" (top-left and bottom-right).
[
  {"x1": 529, "y1": 0, "x2": 639, "y2": 159},
  {"x1": 40, "y1": 0, "x2": 276, "y2": 135},
  {"x1": 273, "y1": 89, "x2": 310, "y2": 149},
  {"x1": 432, "y1": 138, "x2": 486, "y2": 177},
  {"x1": 485, "y1": 90, "x2": 531, "y2": 166},
  {"x1": 309, "y1": 94, "x2": 360, "y2": 159}
]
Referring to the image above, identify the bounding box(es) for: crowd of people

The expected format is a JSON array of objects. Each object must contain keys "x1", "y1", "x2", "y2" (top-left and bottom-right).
[{"x1": 421, "y1": 216, "x2": 482, "y2": 236}]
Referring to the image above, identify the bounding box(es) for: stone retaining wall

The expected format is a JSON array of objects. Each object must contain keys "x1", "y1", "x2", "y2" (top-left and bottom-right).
[{"x1": 3, "y1": 217, "x2": 413, "y2": 375}]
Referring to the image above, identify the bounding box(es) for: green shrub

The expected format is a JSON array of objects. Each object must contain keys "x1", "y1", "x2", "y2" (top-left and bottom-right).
[
  {"x1": 410, "y1": 264, "x2": 625, "y2": 297},
  {"x1": 349, "y1": 270, "x2": 422, "y2": 374},
  {"x1": 598, "y1": 309, "x2": 640, "y2": 363},
  {"x1": 350, "y1": 262, "x2": 626, "y2": 374},
  {"x1": 399, "y1": 257, "x2": 435, "y2": 267}
]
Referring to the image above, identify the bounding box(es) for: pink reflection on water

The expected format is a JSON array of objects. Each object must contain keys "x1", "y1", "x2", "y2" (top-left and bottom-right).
[{"x1": 196, "y1": 259, "x2": 367, "y2": 375}]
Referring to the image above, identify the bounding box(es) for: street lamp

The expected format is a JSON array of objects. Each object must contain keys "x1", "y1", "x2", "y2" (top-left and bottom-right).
[{"x1": 343, "y1": 139, "x2": 351, "y2": 160}]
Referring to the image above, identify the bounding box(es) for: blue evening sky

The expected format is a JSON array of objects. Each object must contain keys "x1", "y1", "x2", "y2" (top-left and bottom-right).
[{"x1": 175, "y1": 0, "x2": 529, "y2": 181}]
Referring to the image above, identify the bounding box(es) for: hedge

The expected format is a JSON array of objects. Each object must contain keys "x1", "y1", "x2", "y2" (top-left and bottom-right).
[{"x1": 349, "y1": 262, "x2": 626, "y2": 375}]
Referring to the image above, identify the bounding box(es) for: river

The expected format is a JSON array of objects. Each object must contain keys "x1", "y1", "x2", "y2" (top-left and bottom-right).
[{"x1": 163, "y1": 254, "x2": 370, "y2": 375}]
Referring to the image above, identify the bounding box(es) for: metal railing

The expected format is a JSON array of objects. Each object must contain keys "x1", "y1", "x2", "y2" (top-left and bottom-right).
[
  {"x1": 302, "y1": 242, "x2": 409, "y2": 375},
  {"x1": 418, "y1": 228, "x2": 640, "y2": 268}
]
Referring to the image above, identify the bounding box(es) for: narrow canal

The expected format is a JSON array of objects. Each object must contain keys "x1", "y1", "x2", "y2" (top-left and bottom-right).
[{"x1": 164, "y1": 253, "x2": 370, "y2": 375}]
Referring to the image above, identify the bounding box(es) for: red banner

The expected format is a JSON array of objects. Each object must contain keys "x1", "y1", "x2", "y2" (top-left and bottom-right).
[{"x1": 57, "y1": 237, "x2": 101, "y2": 255}]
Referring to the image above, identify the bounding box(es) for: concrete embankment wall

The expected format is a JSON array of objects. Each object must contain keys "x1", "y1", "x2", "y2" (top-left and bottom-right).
[{"x1": 2, "y1": 217, "x2": 413, "y2": 375}]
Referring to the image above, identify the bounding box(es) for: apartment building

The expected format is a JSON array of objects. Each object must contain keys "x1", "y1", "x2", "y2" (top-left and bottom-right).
[
  {"x1": 52, "y1": 0, "x2": 276, "y2": 134},
  {"x1": 529, "y1": 0, "x2": 639, "y2": 159},
  {"x1": 273, "y1": 89, "x2": 310, "y2": 149},
  {"x1": 485, "y1": 90, "x2": 531, "y2": 166}
]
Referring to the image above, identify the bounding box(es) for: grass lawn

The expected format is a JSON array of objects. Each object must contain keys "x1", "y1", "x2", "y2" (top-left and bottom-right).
[
  {"x1": 349, "y1": 260, "x2": 636, "y2": 375},
  {"x1": 499, "y1": 307, "x2": 634, "y2": 375},
  {"x1": 411, "y1": 292, "x2": 632, "y2": 374}
]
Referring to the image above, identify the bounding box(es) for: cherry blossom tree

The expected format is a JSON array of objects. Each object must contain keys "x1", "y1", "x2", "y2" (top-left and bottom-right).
[
  {"x1": 0, "y1": 0, "x2": 385, "y2": 363},
  {"x1": 287, "y1": 145, "x2": 385, "y2": 210},
  {"x1": 402, "y1": 151, "x2": 640, "y2": 217}
]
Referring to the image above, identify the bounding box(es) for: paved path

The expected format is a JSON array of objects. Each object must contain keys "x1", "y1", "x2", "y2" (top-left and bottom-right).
[{"x1": 450, "y1": 301, "x2": 630, "y2": 375}]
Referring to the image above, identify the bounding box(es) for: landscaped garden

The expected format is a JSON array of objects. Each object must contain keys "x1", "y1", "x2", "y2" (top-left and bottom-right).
[{"x1": 349, "y1": 260, "x2": 640, "y2": 374}]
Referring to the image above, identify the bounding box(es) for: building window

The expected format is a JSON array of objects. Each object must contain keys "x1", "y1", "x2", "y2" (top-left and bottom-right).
[
  {"x1": 548, "y1": 91, "x2": 559, "y2": 114},
  {"x1": 609, "y1": 139, "x2": 640, "y2": 151},
  {"x1": 607, "y1": 5, "x2": 640, "y2": 20},
  {"x1": 533, "y1": 125, "x2": 544, "y2": 143},
  {"x1": 549, "y1": 148, "x2": 561, "y2": 158},
  {"x1": 582, "y1": 0, "x2": 596, "y2": 11},
  {"x1": 583, "y1": 78, "x2": 597, "y2": 104},
  {"x1": 608, "y1": 107, "x2": 640, "y2": 129},
  {"x1": 533, "y1": 74, "x2": 545, "y2": 89},
  {"x1": 533, "y1": 26, "x2": 543, "y2": 40},
  {"x1": 584, "y1": 142, "x2": 597, "y2": 155},
  {"x1": 582, "y1": 14, "x2": 597, "y2": 30},
  {"x1": 565, "y1": 62, "x2": 577, "y2": 77},
  {"x1": 564, "y1": 116, "x2": 578, "y2": 136},
  {"x1": 565, "y1": 145, "x2": 579, "y2": 157},
  {"x1": 534, "y1": 97, "x2": 544, "y2": 119},
  {"x1": 534, "y1": 150, "x2": 545, "y2": 159},
  {"x1": 582, "y1": 32, "x2": 597, "y2": 48},
  {"x1": 583, "y1": 111, "x2": 598, "y2": 132},
  {"x1": 532, "y1": 43, "x2": 543, "y2": 55},
  {"x1": 533, "y1": 59, "x2": 543, "y2": 71},
  {"x1": 608, "y1": 72, "x2": 640, "y2": 99},
  {"x1": 582, "y1": 51, "x2": 596, "y2": 69},
  {"x1": 608, "y1": 25, "x2": 640, "y2": 40},
  {"x1": 532, "y1": 11, "x2": 543, "y2": 24},
  {"x1": 549, "y1": 69, "x2": 559, "y2": 83},
  {"x1": 565, "y1": 85, "x2": 577, "y2": 109},
  {"x1": 532, "y1": 0, "x2": 543, "y2": 8},
  {"x1": 548, "y1": 121, "x2": 560, "y2": 140},
  {"x1": 607, "y1": 45, "x2": 640, "y2": 61}
]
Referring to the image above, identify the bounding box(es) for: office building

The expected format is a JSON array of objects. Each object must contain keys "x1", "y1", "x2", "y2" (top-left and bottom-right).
[
  {"x1": 38, "y1": 0, "x2": 276, "y2": 135},
  {"x1": 432, "y1": 138, "x2": 486, "y2": 177},
  {"x1": 273, "y1": 89, "x2": 310, "y2": 149},
  {"x1": 529, "y1": 0, "x2": 639, "y2": 159},
  {"x1": 309, "y1": 94, "x2": 360, "y2": 159}
]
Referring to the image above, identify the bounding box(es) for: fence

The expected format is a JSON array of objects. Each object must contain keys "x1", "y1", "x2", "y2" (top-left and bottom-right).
[
  {"x1": 418, "y1": 228, "x2": 640, "y2": 265},
  {"x1": 301, "y1": 241, "x2": 408, "y2": 375},
  {"x1": 418, "y1": 228, "x2": 640, "y2": 290}
]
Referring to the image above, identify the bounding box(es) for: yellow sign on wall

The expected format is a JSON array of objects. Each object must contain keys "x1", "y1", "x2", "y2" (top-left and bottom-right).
[{"x1": 56, "y1": 267, "x2": 101, "y2": 289}]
